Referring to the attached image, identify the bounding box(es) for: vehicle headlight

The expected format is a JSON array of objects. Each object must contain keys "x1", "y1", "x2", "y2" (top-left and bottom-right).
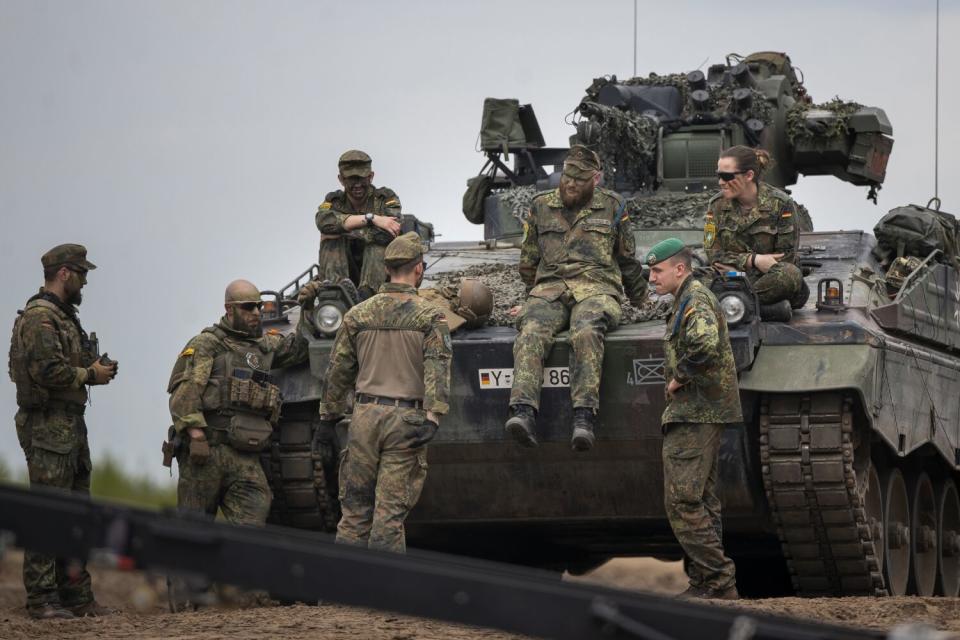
[
  {"x1": 314, "y1": 304, "x2": 344, "y2": 336},
  {"x1": 719, "y1": 294, "x2": 746, "y2": 326}
]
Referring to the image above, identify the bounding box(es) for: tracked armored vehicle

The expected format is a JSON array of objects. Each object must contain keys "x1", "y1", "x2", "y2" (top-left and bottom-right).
[{"x1": 261, "y1": 52, "x2": 960, "y2": 598}]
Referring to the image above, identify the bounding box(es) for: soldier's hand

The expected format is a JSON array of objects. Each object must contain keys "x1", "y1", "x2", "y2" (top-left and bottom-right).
[
  {"x1": 406, "y1": 416, "x2": 439, "y2": 449},
  {"x1": 508, "y1": 305, "x2": 522, "y2": 318},
  {"x1": 373, "y1": 215, "x2": 401, "y2": 237},
  {"x1": 187, "y1": 427, "x2": 206, "y2": 441},
  {"x1": 666, "y1": 378, "x2": 683, "y2": 399},
  {"x1": 754, "y1": 253, "x2": 784, "y2": 273},
  {"x1": 88, "y1": 359, "x2": 117, "y2": 385},
  {"x1": 297, "y1": 279, "x2": 324, "y2": 309},
  {"x1": 712, "y1": 262, "x2": 736, "y2": 273}
]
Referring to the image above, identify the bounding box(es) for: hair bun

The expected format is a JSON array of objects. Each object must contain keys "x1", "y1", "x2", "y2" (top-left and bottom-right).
[{"x1": 755, "y1": 148, "x2": 772, "y2": 171}]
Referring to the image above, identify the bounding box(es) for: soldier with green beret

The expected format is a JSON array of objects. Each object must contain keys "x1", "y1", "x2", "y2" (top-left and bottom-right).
[
  {"x1": 320, "y1": 232, "x2": 452, "y2": 553},
  {"x1": 166, "y1": 279, "x2": 310, "y2": 526},
  {"x1": 8, "y1": 244, "x2": 117, "y2": 619},
  {"x1": 505, "y1": 145, "x2": 647, "y2": 452},
  {"x1": 647, "y1": 238, "x2": 743, "y2": 600},
  {"x1": 315, "y1": 149, "x2": 404, "y2": 300}
]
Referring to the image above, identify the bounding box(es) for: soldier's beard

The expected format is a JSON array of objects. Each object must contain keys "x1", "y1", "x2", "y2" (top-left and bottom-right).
[
  {"x1": 229, "y1": 313, "x2": 263, "y2": 338},
  {"x1": 560, "y1": 183, "x2": 594, "y2": 210}
]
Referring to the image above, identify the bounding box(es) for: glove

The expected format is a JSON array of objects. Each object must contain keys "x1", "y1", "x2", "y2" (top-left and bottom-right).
[
  {"x1": 314, "y1": 415, "x2": 341, "y2": 452},
  {"x1": 406, "y1": 419, "x2": 439, "y2": 449},
  {"x1": 297, "y1": 280, "x2": 323, "y2": 309},
  {"x1": 188, "y1": 439, "x2": 210, "y2": 465}
]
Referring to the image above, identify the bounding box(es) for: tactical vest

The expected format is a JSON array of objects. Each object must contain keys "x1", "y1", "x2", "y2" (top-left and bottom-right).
[
  {"x1": 199, "y1": 326, "x2": 281, "y2": 452},
  {"x1": 8, "y1": 297, "x2": 90, "y2": 410}
]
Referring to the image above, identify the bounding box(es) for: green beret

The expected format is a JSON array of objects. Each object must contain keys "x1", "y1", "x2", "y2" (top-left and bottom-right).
[
  {"x1": 645, "y1": 238, "x2": 686, "y2": 266},
  {"x1": 41, "y1": 243, "x2": 97, "y2": 271},
  {"x1": 384, "y1": 232, "x2": 424, "y2": 266},
  {"x1": 338, "y1": 149, "x2": 372, "y2": 178}
]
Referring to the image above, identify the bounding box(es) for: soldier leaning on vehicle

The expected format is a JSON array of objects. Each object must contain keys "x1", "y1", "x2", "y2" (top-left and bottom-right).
[{"x1": 8, "y1": 244, "x2": 117, "y2": 619}]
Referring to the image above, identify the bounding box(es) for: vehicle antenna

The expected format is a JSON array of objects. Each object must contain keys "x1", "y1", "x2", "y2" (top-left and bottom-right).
[
  {"x1": 934, "y1": 0, "x2": 940, "y2": 201},
  {"x1": 632, "y1": 0, "x2": 637, "y2": 78}
]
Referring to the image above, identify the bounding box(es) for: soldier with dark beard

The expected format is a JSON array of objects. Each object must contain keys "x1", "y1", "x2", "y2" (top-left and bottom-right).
[{"x1": 505, "y1": 146, "x2": 647, "y2": 451}]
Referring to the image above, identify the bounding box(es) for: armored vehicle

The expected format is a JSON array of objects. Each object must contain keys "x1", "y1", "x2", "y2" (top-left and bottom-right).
[{"x1": 261, "y1": 52, "x2": 960, "y2": 598}]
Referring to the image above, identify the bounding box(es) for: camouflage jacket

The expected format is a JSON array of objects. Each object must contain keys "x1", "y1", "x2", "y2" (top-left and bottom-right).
[
  {"x1": 315, "y1": 185, "x2": 402, "y2": 247},
  {"x1": 705, "y1": 182, "x2": 800, "y2": 274},
  {"x1": 519, "y1": 188, "x2": 647, "y2": 305},
  {"x1": 662, "y1": 277, "x2": 743, "y2": 426},
  {"x1": 8, "y1": 289, "x2": 95, "y2": 409},
  {"x1": 319, "y1": 283, "x2": 452, "y2": 417},
  {"x1": 167, "y1": 318, "x2": 309, "y2": 433}
]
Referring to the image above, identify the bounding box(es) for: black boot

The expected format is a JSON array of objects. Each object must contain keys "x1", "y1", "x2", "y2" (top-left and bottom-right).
[
  {"x1": 759, "y1": 299, "x2": 792, "y2": 322},
  {"x1": 505, "y1": 404, "x2": 538, "y2": 448},
  {"x1": 571, "y1": 408, "x2": 596, "y2": 452}
]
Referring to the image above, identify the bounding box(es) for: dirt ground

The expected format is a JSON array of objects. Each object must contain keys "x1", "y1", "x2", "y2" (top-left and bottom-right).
[{"x1": 3, "y1": 550, "x2": 960, "y2": 639}]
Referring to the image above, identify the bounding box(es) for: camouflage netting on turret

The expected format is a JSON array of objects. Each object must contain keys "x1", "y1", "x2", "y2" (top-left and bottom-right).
[
  {"x1": 628, "y1": 192, "x2": 715, "y2": 230},
  {"x1": 433, "y1": 263, "x2": 671, "y2": 328},
  {"x1": 785, "y1": 98, "x2": 863, "y2": 144},
  {"x1": 497, "y1": 185, "x2": 536, "y2": 222}
]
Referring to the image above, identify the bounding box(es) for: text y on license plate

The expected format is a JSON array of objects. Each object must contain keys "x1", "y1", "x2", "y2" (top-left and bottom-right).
[{"x1": 478, "y1": 367, "x2": 570, "y2": 389}]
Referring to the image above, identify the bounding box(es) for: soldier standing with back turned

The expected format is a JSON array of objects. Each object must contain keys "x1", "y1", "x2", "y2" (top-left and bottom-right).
[
  {"x1": 315, "y1": 150, "x2": 403, "y2": 300},
  {"x1": 8, "y1": 244, "x2": 117, "y2": 619},
  {"x1": 646, "y1": 238, "x2": 742, "y2": 600},
  {"x1": 319, "y1": 232, "x2": 452, "y2": 553}
]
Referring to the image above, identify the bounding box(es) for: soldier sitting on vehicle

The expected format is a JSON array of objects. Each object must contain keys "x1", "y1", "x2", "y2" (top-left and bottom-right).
[
  {"x1": 504, "y1": 145, "x2": 647, "y2": 452},
  {"x1": 315, "y1": 150, "x2": 403, "y2": 300}
]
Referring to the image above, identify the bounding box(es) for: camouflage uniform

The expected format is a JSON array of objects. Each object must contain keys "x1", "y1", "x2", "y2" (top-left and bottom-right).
[
  {"x1": 705, "y1": 182, "x2": 803, "y2": 305},
  {"x1": 167, "y1": 319, "x2": 309, "y2": 525},
  {"x1": 510, "y1": 187, "x2": 647, "y2": 411},
  {"x1": 320, "y1": 238, "x2": 451, "y2": 552},
  {"x1": 8, "y1": 247, "x2": 100, "y2": 612},
  {"x1": 661, "y1": 274, "x2": 743, "y2": 592},
  {"x1": 315, "y1": 150, "x2": 402, "y2": 298}
]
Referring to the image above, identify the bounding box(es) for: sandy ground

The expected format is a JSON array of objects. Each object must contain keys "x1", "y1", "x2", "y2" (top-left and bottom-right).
[{"x1": 2, "y1": 550, "x2": 960, "y2": 639}]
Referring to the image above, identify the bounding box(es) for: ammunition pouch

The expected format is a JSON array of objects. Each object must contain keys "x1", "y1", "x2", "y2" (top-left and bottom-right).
[
  {"x1": 224, "y1": 413, "x2": 273, "y2": 453},
  {"x1": 14, "y1": 382, "x2": 49, "y2": 410},
  {"x1": 227, "y1": 374, "x2": 281, "y2": 423}
]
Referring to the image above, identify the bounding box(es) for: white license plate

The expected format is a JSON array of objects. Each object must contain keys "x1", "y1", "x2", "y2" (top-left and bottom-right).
[{"x1": 478, "y1": 367, "x2": 570, "y2": 389}]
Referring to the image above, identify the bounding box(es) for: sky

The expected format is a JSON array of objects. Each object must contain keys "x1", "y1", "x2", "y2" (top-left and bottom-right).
[{"x1": 1, "y1": 0, "x2": 958, "y2": 484}]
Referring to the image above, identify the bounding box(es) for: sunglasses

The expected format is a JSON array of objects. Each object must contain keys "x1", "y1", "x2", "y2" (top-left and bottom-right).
[
  {"x1": 230, "y1": 302, "x2": 263, "y2": 312},
  {"x1": 716, "y1": 170, "x2": 748, "y2": 181}
]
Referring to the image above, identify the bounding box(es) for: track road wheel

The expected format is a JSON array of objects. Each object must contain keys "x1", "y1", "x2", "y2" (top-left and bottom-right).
[
  {"x1": 936, "y1": 478, "x2": 960, "y2": 596},
  {"x1": 862, "y1": 463, "x2": 885, "y2": 588},
  {"x1": 883, "y1": 468, "x2": 910, "y2": 596},
  {"x1": 907, "y1": 471, "x2": 937, "y2": 596}
]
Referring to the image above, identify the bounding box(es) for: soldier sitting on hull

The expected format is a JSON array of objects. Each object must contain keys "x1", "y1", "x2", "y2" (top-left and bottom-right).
[
  {"x1": 315, "y1": 150, "x2": 403, "y2": 300},
  {"x1": 647, "y1": 238, "x2": 742, "y2": 601},
  {"x1": 705, "y1": 146, "x2": 807, "y2": 320},
  {"x1": 166, "y1": 280, "x2": 309, "y2": 526},
  {"x1": 505, "y1": 145, "x2": 648, "y2": 452}
]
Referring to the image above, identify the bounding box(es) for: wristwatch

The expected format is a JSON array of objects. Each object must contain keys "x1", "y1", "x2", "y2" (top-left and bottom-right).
[{"x1": 364, "y1": 212, "x2": 375, "y2": 227}]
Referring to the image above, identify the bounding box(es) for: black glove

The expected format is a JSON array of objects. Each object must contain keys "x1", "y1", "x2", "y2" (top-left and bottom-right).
[
  {"x1": 314, "y1": 415, "x2": 341, "y2": 452},
  {"x1": 407, "y1": 419, "x2": 439, "y2": 449}
]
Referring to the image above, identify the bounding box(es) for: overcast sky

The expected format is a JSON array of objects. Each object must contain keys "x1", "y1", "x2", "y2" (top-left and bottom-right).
[{"x1": 1, "y1": 1, "x2": 958, "y2": 485}]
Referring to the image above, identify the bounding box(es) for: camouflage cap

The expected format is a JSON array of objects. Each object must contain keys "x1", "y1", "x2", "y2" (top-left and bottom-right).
[
  {"x1": 384, "y1": 231, "x2": 425, "y2": 267},
  {"x1": 645, "y1": 237, "x2": 686, "y2": 265},
  {"x1": 338, "y1": 149, "x2": 373, "y2": 178},
  {"x1": 41, "y1": 243, "x2": 97, "y2": 271},
  {"x1": 562, "y1": 144, "x2": 601, "y2": 178}
]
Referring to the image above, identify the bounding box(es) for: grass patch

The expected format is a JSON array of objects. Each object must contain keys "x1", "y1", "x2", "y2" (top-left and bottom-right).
[{"x1": 90, "y1": 454, "x2": 177, "y2": 509}]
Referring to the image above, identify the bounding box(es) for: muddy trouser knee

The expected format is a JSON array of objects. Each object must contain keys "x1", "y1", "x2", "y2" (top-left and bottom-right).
[
  {"x1": 567, "y1": 295, "x2": 621, "y2": 410},
  {"x1": 509, "y1": 296, "x2": 569, "y2": 410},
  {"x1": 662, "y1": 422, "x2": 736, "y2": 591},
  {"x1": 752, "y1": 262, "x2": 802, "y2": 306}
]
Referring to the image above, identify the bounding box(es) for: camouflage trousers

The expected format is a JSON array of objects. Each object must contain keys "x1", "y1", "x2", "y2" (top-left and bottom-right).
[
  {"x1": 317, "y1": 238, "x2": 388, "y2": 300},
  {"x1": 510, "y1": 293, "x2": 622, "y2": 411},
  {"x1": 318, "y1": 237, "x2": 353, "y2": 284},
  {"x1": 662, "y1": 422, "x2": 736, "y2": 591},
  {"x1": 336, "y1": 403, "x2": 428, "y2": 553},
  {"x1": 177, "y1": 442, "x2": 272, "y2": 526},
  {"x1": 751, "y1": 261, "x2": 803, "y2": 306},
  {"x1": 358, "y1": 243, "x2": 389, "y2": 300},
  {"x1": 15, "y1": 409, "x2": 94, "y2": 609}
]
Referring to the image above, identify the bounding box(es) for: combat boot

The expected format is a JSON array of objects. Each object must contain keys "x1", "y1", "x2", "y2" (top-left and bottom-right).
[
  {"x1": 505, "y1": 404, "x2": 537, "y2": 448},
  {"x1": 27, "y1": 603, "x2": 75, "y2": 620},
  {"x1": 676, "y1": 584, "x2": 709, "y2": 599},
  {"x1": 67, "y1": 600, "x2": 115, "y2": 617},
  {"x1": 571, "y1": 408, "x2": 596, "y2": 452},
  {"x1": 759, "y1": 299, "x2": 792, "y2": 322},
  {"x1": 705, "y1": 585, "x2": 739, "y2": 600}
]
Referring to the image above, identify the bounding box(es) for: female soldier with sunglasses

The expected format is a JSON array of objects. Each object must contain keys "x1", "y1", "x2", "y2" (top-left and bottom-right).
[{"x1": 704, "y1": 146, "x2": 806, "y2": 316}]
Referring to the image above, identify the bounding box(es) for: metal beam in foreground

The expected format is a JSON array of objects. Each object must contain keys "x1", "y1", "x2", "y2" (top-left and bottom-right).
[{"x1": 0, "y1": 483, "x2": 887, "y2": 640}]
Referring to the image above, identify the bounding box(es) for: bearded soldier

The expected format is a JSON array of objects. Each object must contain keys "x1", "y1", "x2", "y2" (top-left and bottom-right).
[
  {"x1": 505, "y1": 145, "x2": 647, "y2": 451},
  {"x1": 315, "y1": 150, "x2": 403, "y2": 300},
  {"x1": 9, "y1": 244, "x2": 117, "y2": 619},
  {"x1": 646, "y1": 238, "x2": 743, "y2": 600},
  {"x1": 167, "y1": 280, "x2": 309, "y2": 525},
  {"x1": 319, "y1": 232, "x2": 452, "y2": 553}
]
